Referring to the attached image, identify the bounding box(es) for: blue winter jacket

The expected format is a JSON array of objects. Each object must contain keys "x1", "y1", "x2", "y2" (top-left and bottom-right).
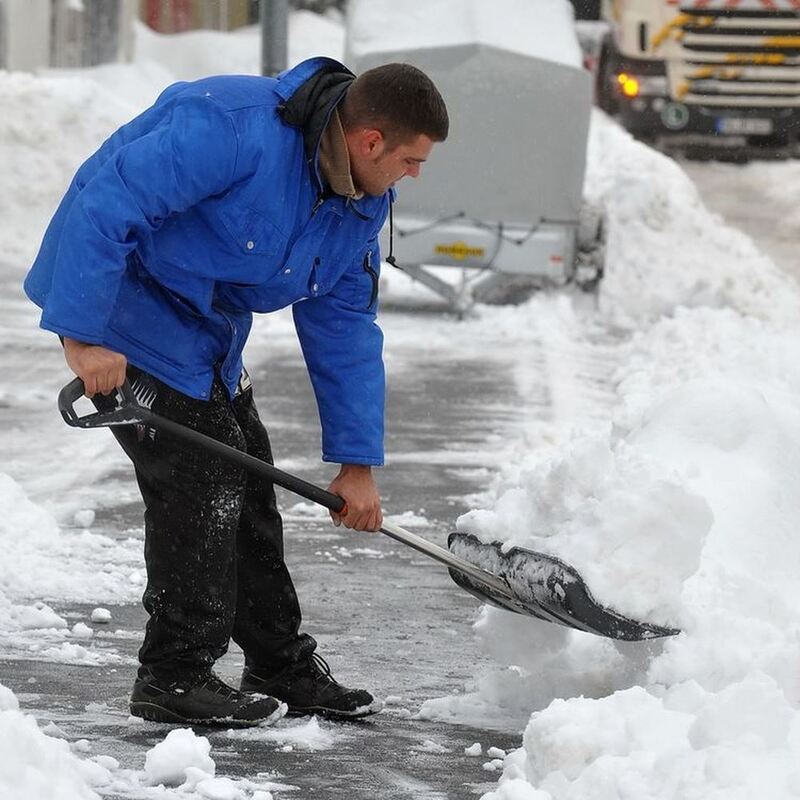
[{"x1": 24, "y1": 57, "x2": 388, "y2": 466}]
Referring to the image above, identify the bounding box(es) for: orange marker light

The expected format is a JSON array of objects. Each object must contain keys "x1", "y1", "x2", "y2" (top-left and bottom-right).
[{"x1": 621, "y1": 77, "x2": 640, "y2": 97}]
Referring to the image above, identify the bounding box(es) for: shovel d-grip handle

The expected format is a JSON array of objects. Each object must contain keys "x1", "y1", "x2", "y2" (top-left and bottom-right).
[
  {"x1": 57, "y1": 377, "x2": 347, "y2": 514},
  {"x1": 58, "y1": 377, "x2": 146, "y2": 428}
]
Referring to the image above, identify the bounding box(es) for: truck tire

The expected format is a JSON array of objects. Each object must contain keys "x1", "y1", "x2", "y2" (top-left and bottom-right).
[{"x1": 596, "y1": 36, "x2": 619, "y2": 115}]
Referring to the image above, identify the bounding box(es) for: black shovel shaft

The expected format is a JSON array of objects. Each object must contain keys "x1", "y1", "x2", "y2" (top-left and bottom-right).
[
  {"x1": 141, "y1": 412, "x2": 346, "y2": 513},
  {"x1": 58, "y1": 377, "x2": 345, "y2": 513},
  {"x1": 58, "y1": 378, "x2": 516, "y2": 601}
]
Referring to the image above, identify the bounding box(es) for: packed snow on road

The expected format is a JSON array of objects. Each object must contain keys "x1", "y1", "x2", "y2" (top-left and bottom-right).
[{"x1": 1, "y1": 3, "x2": 799, "y2": 800}]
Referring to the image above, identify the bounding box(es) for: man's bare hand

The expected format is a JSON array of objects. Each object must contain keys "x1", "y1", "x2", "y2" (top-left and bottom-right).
[
  {"x1": 327, "y1": 464, "x2": 382, "y2": 532},
  {"x1": 64, "y1": 337, "x2": 127, "y2": 397}
]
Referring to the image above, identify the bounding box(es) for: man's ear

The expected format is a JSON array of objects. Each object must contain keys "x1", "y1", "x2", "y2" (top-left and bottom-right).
[{"x1": 359, "y1": 128, "x2": 385, "y2": 157}]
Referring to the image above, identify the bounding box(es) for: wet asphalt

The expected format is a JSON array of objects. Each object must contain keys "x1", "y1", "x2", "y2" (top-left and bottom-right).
[{"x1": 1, "y1": 306, "x2": 530, "y2": 799}]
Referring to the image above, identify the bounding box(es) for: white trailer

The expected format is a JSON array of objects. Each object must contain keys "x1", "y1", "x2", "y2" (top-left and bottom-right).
[{"x1": 346, "y1": 0, "x2": 604, "y2": 313}]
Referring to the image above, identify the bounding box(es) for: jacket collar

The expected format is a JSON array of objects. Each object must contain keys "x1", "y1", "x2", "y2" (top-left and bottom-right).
[{"x1": 276, "y1": 57, "x2": 388, "y2": 221}]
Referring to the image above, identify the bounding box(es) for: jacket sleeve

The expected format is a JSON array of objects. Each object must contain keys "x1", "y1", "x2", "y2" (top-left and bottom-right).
[
  {"x1": 292, "y1": 236, "x2": 385, "y2": 466},
  {"x1": 40, "y1": 96, "x2": 241, "y2": 344}
]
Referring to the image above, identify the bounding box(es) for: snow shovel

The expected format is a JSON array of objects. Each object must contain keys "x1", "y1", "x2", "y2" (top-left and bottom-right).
[{"x1": 58, "y1": 378, "x2": 679, "y2": 642}]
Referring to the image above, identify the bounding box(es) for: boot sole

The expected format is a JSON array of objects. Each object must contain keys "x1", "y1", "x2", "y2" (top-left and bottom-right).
[
  {"x1": 130, "y1": 700, "x2": 288, "y2": 729},
  {"x1": 284, "y1": 699, "x2": 384, "y2": 720}
]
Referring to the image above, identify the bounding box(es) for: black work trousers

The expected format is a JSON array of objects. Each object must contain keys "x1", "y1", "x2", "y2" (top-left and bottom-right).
[{"x1": 98, "y1": 367, "x2": 316, "y2": 682}]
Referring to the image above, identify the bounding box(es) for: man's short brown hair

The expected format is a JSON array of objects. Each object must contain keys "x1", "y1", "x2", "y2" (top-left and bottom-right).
[{"x1": 341, "y1": 63, "x2": 449, "y2": 146}]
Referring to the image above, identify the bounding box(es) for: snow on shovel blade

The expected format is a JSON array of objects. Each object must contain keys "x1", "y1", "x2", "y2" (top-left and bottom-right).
[{"x1": 447, "y1": 532, "x2": 680, "y2": 641}]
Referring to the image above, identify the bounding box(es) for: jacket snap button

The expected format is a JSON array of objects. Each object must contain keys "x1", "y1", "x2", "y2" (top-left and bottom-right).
[
  {"x1": 284, "y1": 267, "x2": 291, "y2": 274},
  {"x1": 312, "y1": 283, "x2": 319, "y2": 292},
  {"x1": 246, "y1": 240, "x2": 255, "y2": 250}
]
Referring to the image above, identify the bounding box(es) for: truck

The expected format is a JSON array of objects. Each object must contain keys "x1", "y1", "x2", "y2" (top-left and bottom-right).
[
  {"x1": 345, "y1": 0, "x2": 605, "y2": 315},
  {"x1": 596, "y1": 0, "x2": 800, "y2": 157}
]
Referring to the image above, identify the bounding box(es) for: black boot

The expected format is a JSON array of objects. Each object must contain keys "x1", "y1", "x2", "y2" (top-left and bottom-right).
[
  {"x1": 240, "y1": 654, "x2": 382, "y2": 720},
  {"x1": 130, "y1": 669, "x2": 287, "y2": 728}
]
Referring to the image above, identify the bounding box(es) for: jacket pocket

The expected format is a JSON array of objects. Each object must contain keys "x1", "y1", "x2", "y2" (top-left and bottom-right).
[{"x1": 218, "y1": 205, "x2": 288, "y2": 259}]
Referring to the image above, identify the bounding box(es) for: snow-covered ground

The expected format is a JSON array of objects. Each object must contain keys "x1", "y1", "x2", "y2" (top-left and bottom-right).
[{"x1": 2, "y1": 2, "x2": 800, "y2": 798}]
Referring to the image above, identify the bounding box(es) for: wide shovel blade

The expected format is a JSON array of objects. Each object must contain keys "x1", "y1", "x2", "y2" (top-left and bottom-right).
[{"x1": 448, "y1": 532, "x2": 680, "y2": 641}]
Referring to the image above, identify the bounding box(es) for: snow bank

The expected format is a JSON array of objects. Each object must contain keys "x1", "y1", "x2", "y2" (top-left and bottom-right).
[
  {"x1": 135, "y1": 11, "x2": 344, "y2": 83},
  {"x1": 0, "y1": 682, "x2": 101, "y2": 800},
  {"x1": 0, "y1": 472, "x2": 138, "y2": 666},
  {"x1": 347, "y1": 0, "x2": 582, "y2": 69},
  {"x1": 0, "y1": 71, "x2": 134, "y2": 268},
  {"x1": 0, "y1": 472, "x2": 141, "y2": 606},
  {"x1": 433, "y1": 114, "x2": 800, "y2": 799},
  {"x1": 0, "y1": 694, "x2": 281, "y2": 800},
  {"x1": 587, "y1": 113, "x2": 800, "y2": 328}
]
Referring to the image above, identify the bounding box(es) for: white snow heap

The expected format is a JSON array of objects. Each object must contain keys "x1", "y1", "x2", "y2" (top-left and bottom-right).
[
  {"x1": 0, "y1": 472, "x2": 140, "y2": 607},
  {"x1": 586, "y1": 114, "x2": 800, "y2": 329},
  {"x1": 346, "y1": 0, "x2": 583, "y2": 68},
  {"x1": 442, "y1": 116, "x2": 800, "y2": 800},
  {"x1": 0, "y1": 682, "x2": 105, "y2": 800},
  {"x1": 0, "y1": 71, "x2": 136, "y2": 268},
  {"x1": 143, "y1": 728, "x2": 215, "y2": 787}
]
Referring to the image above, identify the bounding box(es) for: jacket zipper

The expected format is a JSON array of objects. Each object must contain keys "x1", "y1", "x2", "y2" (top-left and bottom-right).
[
  {"x1": 311, "y1": 193, "x2": 325, "y2": 217},
  {"x1": 363, "y1": 249, "x2": 378, "y2": 309}
]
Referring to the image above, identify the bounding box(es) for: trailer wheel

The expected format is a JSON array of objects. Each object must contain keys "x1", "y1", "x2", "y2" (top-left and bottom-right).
[{"x1": 575, "y1": 203, "x2": 606, "y2": 291}]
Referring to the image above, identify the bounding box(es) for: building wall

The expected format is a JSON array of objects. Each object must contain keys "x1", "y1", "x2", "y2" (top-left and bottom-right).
[
  {"x1": 141, "y1": 0, "x2": 259, "y2": 33},
  {"x1": 0, "y1": 0, "x2": 51, "y2": 71},
  {"x1": 0, "y1": 0, "x2": 135, "y2": 71}
]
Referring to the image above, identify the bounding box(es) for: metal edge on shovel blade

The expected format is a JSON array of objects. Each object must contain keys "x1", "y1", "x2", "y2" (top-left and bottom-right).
[{"x1": 447, "y1": 532, "x2": 680, "y2": 641}]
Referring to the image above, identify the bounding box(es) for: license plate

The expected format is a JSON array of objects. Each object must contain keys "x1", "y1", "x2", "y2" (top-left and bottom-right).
[
  {"x1": 715, "y1": 117, "x2": 773, "y2": 136},
  {"x1": 689, "y1": 0, "x2": 799, "y2": 9}
]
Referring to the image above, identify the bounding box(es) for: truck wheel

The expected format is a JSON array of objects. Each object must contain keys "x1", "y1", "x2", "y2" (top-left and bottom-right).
[{"x1": 596, "y1": 38, "x2": 619, "y2": 115}]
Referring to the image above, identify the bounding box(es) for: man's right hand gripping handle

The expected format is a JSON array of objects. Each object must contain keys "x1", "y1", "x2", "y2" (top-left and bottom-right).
[{"x1": 63, "y1": 337, "x2": 127, "y2": 397}]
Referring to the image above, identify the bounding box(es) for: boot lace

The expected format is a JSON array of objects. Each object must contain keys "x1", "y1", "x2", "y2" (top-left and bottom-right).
[
  {"x1": 198, "y1": 673, "x2": 241, "y2": 700},
  {"x1": 308, "y1": 653, "x2": 340, "y2": 686}
]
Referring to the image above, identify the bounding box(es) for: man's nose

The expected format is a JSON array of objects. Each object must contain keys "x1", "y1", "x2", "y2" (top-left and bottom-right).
[{"x1": 406, "y1": 163, "x2": 421, "y2": 179}]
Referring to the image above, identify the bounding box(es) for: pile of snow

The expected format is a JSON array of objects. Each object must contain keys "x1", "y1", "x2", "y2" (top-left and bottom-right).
[
  {"x1": 0, "y1": 691, "x2": 280, "y2": 800},
  {"x1": 347, "y1": 0, "x2": 583, "y2": 68},
  {"x1": 425, "y1": 115, "x2": 800, "y2": 798},
  {"x1": 116, "y1": 726, "x2": 286, "y2": 797},
  {"x1": 0, "y1": 473, "x2": 138, "y2": 665},
  {"x1": 587, "y1": 115, "x2": 800, "y2": 328},
  {"x1": 136, "y1": 11, "x2": 344, "y2": 83},
  {"x1": 0, "y1": 682, "x2": 101, "y2": 800},
  {"x1": 0, "y1": 472, "x2": 140, "y2": 606},
  {"x1": 0, "y1": 71, "x2": 134, "y2": 267}
]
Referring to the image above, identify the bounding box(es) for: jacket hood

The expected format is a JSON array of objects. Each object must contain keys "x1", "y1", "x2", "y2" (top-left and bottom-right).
[{"x1": 276, "y1": 58, "x2": 355, "y2": 183}]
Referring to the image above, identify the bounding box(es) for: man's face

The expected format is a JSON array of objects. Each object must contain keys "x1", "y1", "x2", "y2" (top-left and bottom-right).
[{"x1": 349, "y1": 131, "x2": 435, "y2": 198}]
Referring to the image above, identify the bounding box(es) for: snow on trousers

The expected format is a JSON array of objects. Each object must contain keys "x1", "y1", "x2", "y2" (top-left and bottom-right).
[{"x1": 94, "y1": 366, "x2": 317, "y2": 681}]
